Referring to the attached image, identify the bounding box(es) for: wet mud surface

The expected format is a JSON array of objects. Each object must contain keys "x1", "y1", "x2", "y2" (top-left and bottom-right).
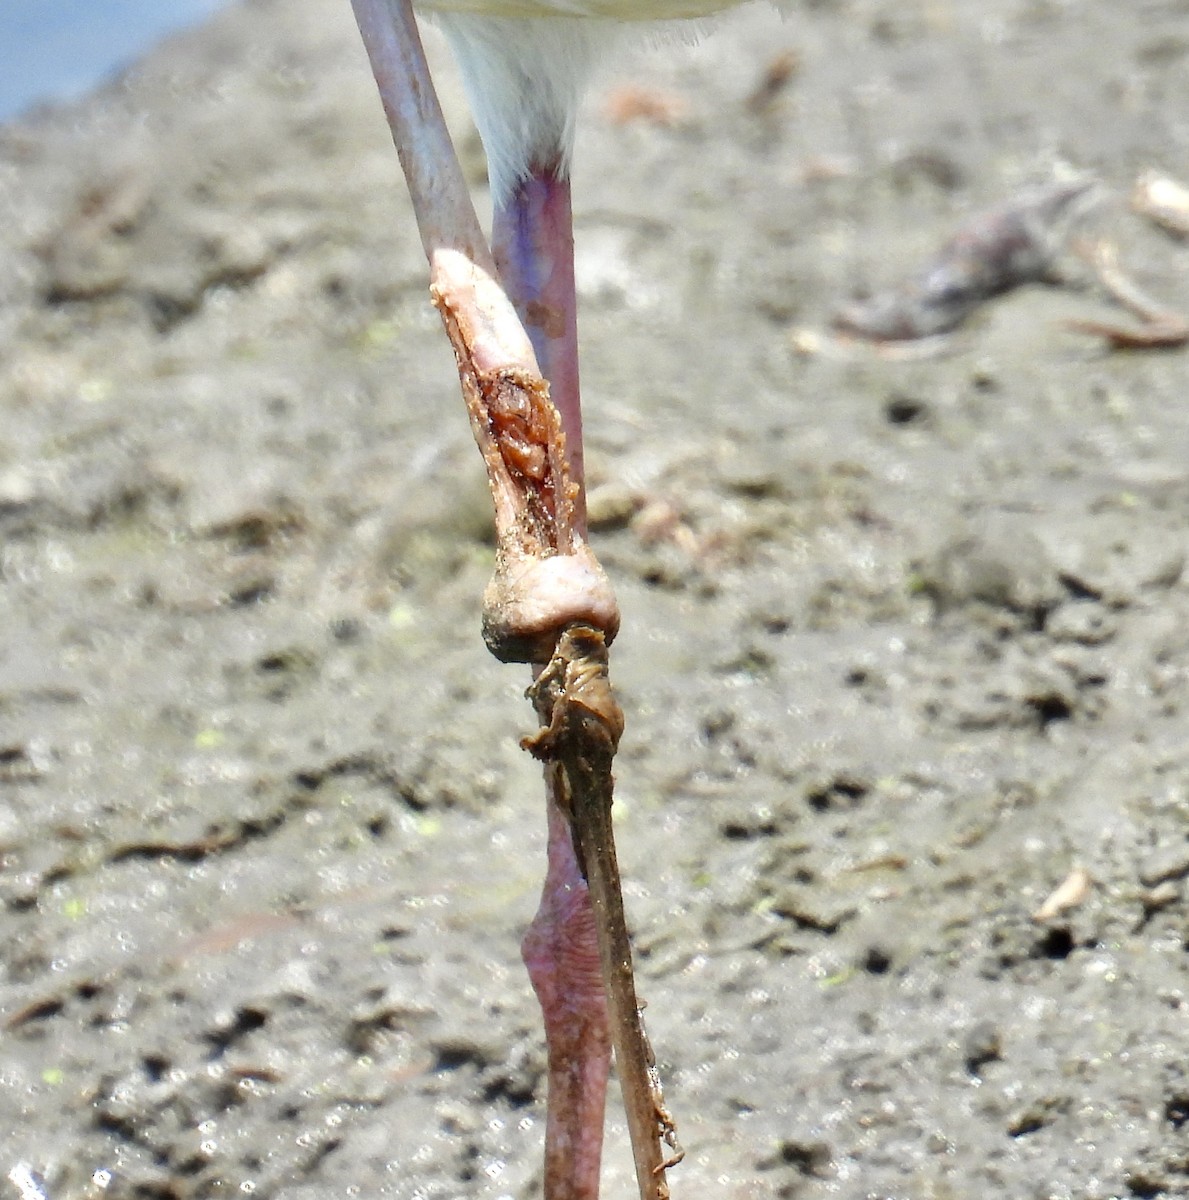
[{"x1": 2, "y1": 0, "x2": 1189, "y2": 1196}]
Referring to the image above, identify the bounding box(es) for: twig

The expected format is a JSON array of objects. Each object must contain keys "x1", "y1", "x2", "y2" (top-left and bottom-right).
[
  {"x1": 1065, "y1": 317, "x2": 1189, "y2": 351},
  {"x1": 1032, "y1": 866, "x2": 1092, "y2": 923},
  {"x1": 525, "y1": 627, "x2": 683, "y2": 1199},
  {"x1": 1084, "y1": 239, "x2": 1176, "y2": 325},
  {"x1": 1067, "y1": 239, "x2": 1189, "y2": 350},
  {"x1": 1131, "y1": 170, "x2": 1189, "y2": 239}
]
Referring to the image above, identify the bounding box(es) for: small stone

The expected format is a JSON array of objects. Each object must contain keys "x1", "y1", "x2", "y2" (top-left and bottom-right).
[
  {"x1": 1045, "y1": 601, "x2": 1115, "y2": 645},
  {"x1": 586, "y1": 483, "x2": 638, "y2": 531},
  {"x1": 921, "y1": 519, "x2": 1060, "y2": 616},
  {"x1": 0, "y1": 467, "x2": 37, "y2": 510},
  {"x1": 1138, "y1": 844, "x2": 1189, "y2": 888},
  {"x1": 756, "y1": 1138, "x2": 833, "y2": 1178},
  {"x1": 963, "y1": 1020, "x2": 1002, "y2": 1075},
  {"x1": 1142, "y1": 880, "x2": 1180, "y2": 914}
]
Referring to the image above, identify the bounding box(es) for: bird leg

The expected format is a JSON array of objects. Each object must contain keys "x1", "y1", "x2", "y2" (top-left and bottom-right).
[
  {"x1": 349, "y1": 4, "x2": 679, "y2": 1197},
  {"x1": 492, "y1": 167, "x2": 585, "y2": 532},
  {"x1": 351, "y1": 0, "x2": 617, "y2": 656},
  {"x1": 519, "y1": 746, "x2": 612, "y2": 1200},
  {"x1": 493, "y1": 162, "x2": 681, "y2": 1199},
  {"x1": 490, "y1": 167, "x2": 611, "y2": 1198}
]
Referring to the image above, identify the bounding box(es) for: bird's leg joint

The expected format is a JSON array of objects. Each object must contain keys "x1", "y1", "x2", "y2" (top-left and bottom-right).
[{"x1": 482, "y1": 549, "x2": 620, "y2": 665}]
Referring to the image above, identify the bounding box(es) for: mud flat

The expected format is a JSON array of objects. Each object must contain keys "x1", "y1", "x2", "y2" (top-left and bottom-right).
[{"x1": 2, "y1": 0, "x2": 1189, "y2": 1196}]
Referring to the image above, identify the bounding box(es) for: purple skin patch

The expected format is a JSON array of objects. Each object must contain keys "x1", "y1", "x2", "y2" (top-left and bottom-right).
[
  {"x1": 493, "y1": 163, "x2": 613, "y2": 1199},
  {"x1": 493, "y1": 166, "x2": 587, "y2": 531}
]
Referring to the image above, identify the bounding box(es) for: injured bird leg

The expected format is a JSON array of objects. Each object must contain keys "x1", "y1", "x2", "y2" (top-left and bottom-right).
[{"x1": 350, "y1": 2, "x2": 679, "y2": 1196}]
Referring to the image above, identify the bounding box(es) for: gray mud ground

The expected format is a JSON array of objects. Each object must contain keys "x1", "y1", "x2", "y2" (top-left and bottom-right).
[{"x1": 2, "y1": 1, "x2": 1189, "y2": 1197}]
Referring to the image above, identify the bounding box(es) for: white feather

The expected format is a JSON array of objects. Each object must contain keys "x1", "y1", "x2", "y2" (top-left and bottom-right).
[
  {"x1": 428, "y1": 13, "x2": 616, "y2": 198},
  {"x1": 422, "y1": 0, "x2": 737, "y2": 21},
  {"x1": 422, "y1": 0, "x2": 747, "y2": 199}
]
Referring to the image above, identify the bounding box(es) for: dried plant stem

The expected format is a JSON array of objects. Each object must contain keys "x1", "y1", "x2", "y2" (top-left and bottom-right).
[
  {"x1": 1068, "y1": 239, "x2": 1189, "y2": 350},
  {"x1": 525, "y1": 627, "x2": 682, "y2": 1200}
]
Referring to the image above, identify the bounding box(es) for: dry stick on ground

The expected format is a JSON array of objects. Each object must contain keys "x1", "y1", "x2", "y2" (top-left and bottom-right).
[
  {"x1": 1066, "y1": 238, "x2": 1189, "y2": 350},
  {"x1": 350, "y1": 1, "x2": 679, "y2": 1196}
]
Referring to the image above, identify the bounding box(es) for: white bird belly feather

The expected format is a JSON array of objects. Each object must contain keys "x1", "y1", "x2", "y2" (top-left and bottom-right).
[
  {"x1": 420, "y1": 0, "x2": 737, "y2": 19},
  {"x1": 420, "y1": 0, "x2": 749, "y2": 198}
]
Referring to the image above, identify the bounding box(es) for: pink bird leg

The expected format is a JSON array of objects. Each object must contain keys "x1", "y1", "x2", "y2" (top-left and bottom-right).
[
  {"x1": 494, "y1": 160, "x2": 611, "y2": 1198},
  {"x1": 348, "y1": 4, "x2": 673, "y2": 1197},
  {"x1": 521, "y1": 793, "x2": 611, "y2": 1197},
  {"x1": 493, "y1": 168, "x2": 586, "y2": 532}
]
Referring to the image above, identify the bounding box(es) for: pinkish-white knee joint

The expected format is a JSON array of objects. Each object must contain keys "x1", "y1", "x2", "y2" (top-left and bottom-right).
[{"x1": 482, "y1": 544, "x2": 620, "y2": 665}]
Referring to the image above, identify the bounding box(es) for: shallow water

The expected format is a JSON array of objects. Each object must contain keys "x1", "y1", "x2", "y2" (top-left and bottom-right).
[{"x1": 0, "y1": 0, "x2": 228, "y2": 120}]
